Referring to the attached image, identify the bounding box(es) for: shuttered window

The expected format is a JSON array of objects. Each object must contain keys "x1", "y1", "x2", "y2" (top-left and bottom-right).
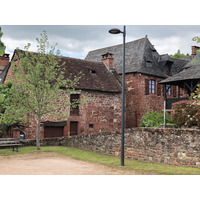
[{"x1": 70, "y1": 94, "x2": 80, "y2": 116}]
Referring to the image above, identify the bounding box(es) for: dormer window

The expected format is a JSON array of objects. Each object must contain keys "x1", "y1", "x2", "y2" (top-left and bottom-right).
[
  {"x1": 90, "y1": 70, "x2": 96, "y2": 74},
  {"x1": 146, "y1": 60, "x2": 152, "y2": 67}
]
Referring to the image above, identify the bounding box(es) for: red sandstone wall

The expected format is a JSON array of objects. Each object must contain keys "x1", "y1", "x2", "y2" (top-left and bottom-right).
[
  {"x1": 125, "y1": 73, "x2": 165, "y2": 127},
  {"x1": 0, "y1": 55, "x2": 9, "y2": 67},
  {"x1": 19, "y1": 91, "x2": 122, "y2": 139},
  {"x1": 77, "y1": 91, "x2": 122, "y2": 135}
]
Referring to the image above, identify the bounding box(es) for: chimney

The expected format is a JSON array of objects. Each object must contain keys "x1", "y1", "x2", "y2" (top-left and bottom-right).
[
  {"x1": 191, "y1": 46, "x2": 200, "y2": 58},
  {"x1": 101, "y1": 52, "x2": 114, "y2": 68},
  {"x1": 0, "y1": 53, "x2": 10, "y2": 67}
]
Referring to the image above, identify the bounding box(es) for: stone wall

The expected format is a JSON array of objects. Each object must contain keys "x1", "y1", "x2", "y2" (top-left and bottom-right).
[{"x1": 21, "y1": 127, "x2": 200, "y2": 168}]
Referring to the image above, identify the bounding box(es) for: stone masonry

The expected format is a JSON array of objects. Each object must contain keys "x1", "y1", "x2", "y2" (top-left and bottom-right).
[{"x1": 21, "y1": 127, "x2": 200, "y2": 168}]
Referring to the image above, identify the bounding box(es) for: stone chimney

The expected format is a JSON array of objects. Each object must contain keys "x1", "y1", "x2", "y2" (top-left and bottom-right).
[
  {"x1": 0, "y1": 53, "x2": 9, "y2": 67},
  {"x1": 101, "y1": 52, "x2": 114, "y2": 68},
  {"x1": 191, "y1": 46, "x2": 200, "y2": 58}
]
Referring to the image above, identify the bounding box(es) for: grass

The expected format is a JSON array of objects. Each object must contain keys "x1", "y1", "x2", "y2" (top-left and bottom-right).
[{"x1": 1, "y1": 146, "x2": 200, "y2": 175}]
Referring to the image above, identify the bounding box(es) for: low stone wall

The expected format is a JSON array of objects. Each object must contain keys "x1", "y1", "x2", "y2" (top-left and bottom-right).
[{"x1": 20, "y1": 128, "x2": 200, "y2": 168}]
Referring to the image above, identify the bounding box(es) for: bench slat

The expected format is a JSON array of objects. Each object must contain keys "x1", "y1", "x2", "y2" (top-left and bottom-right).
[
  {"x1": 0, "y1": 141, "x2": 21, "y2": 144},
  {"x1": 0, "y1": 144, "x2": 22, "y2": 147}
]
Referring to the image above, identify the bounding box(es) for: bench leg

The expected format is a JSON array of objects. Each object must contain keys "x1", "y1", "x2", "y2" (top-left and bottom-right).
[
  {"x1": 16, "y1": 146, "x2": 18, "y2": 152},
  {"x1": 12, "y1": 146, "x2": 14, "y2": 151}
]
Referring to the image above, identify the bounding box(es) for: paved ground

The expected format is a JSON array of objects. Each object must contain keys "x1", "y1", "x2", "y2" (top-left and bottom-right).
[{"x1": 0, "y1": 152, "x2": 157, "y2": 175}]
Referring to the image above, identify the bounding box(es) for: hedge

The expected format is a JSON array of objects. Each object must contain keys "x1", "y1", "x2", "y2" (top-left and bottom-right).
[{"x1": 172, "y1": 100, "x2": 200, "y2": 127}]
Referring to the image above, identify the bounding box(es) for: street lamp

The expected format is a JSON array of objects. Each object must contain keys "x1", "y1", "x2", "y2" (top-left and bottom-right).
[{"x1": 109, "y1": 26, "x2": 126, "y2": 166}]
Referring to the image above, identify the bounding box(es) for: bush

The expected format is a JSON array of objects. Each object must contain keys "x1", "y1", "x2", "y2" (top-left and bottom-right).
[
  {"x1": 172, "y1": 100, "x2": 200, "y2": 127},
  {"x1": 140, "y1": 111, "x2": 172, "y2": 128}
]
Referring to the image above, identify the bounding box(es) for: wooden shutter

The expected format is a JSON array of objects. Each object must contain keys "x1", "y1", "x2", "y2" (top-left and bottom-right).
[
  {"x1": 145, "y1": 79, "x2": 149, "y2": 95},
  {"x1": 173, "y1": 86, "x2": 177, "y2": 97},
  {"x1": 157, "y1": 80, "x2": 161, "y2": 96}
]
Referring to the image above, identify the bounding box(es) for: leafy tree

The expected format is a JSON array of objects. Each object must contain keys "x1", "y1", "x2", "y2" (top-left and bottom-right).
[
  {"x1": 5, "y1": 31, "x2": 82, "y2": 150},
  {"x1": 0, "y1": 83, "x2": 19, "y2": 137},
  {"x1": 0, "y1": 27, "x2": 6, "y2": 56},
  {"x1": 193, "y1": 36, "x2": 200, "y2": 54},
  {"x1": 170, "y1": 49, "x2": 190, "y2": 59}
]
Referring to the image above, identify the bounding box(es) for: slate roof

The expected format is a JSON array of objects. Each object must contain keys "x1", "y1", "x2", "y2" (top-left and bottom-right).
[
  {"x1": 160, "y1": 54, "x2": 173, "y2": 62},
  {"x1": 85, "y1": 37, "x2": 167, "y2": 78},
  {"x1": 10, "y1": 49, "x2": 122, "y2": 93},
  {"x1": 160, "y1": 53, "x2": 200, "y2": 85},
  {"x1": 171, "y1": 57, "x2": 190, "y2": 75}
]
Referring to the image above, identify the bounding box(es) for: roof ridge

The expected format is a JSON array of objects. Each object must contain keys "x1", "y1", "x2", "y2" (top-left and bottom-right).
[
  {"x1": 86, "y1": 37, "x2": 146, "y2": 54},
  {"x1": 14, "y1": 48, "x2": 105, "y2": 66}
]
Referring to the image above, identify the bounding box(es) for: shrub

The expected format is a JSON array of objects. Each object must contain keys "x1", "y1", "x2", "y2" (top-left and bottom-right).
[
  {"x1": 172, "y1": 100, "x2": 200, "y2": 127},
  {"x1": 140, "y1": 111, "x2": 172, "y2": 128}
]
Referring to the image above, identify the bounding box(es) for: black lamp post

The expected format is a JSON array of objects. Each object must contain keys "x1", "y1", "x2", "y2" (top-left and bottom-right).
[{"x1": 109, "y1": 26, "x2": 126, "y2": 166}]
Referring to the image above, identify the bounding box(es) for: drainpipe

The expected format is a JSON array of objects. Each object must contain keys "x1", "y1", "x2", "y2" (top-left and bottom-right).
[{"x1": 164, "y1": 85, "x2": 167, "y2": 128}]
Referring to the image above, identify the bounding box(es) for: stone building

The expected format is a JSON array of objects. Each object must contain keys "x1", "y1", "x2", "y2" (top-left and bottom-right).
[
  {"x1": 3, "y1": 49, "x2": 122, "y2": 139},
  {"x1": 85, "y1": 36, "x2": 190, "y2": 127}
]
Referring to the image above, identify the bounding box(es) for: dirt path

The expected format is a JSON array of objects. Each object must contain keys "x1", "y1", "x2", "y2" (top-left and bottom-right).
[{"x1": 0, "y1": 152, "x2": 157, "y2": 175}]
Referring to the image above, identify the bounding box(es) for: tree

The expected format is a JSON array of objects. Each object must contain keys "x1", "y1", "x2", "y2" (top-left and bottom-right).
[
  {"x1": 193, "y1": 36, "x2": 200, "y2": 54},
  {"x1": 0, "y1": 27, "x2": 6, "y2": 56},
  {"x1": 5, "y1": 31, "x2": 82, "y2": 150},
  {"x1": 170, "y1": 49, "x2": 190, "y2": 59},
  {"x1": 0, "y1": 83, "x2": 21, "y2": 137}
]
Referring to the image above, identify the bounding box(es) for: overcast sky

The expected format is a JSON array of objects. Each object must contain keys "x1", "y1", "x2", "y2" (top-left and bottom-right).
[{"x1": 1, "y1": 25, "x2": 200, "y2": 60}]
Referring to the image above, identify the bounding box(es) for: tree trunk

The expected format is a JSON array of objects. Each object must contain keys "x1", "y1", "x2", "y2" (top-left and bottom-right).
[{"x1": 36, "y1": 116, "x2": 41, "y2": 150}]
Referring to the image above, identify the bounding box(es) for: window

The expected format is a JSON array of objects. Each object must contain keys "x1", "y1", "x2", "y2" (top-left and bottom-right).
[
  {"x1": 90, "y1": 70, "x2": 96, "y2": 74},
  {"x1": 149, "y1": 80, "x2": 156, "y2": 94},
  {"x1": 166, "y1": 85, "x2": 171, "y2": 95},
  {"x1": 70, "y1": 94, "x2": 80, "y2": 116},
  {"x1": 89, "y1": 124, "x2": 94, "y2": 129},
  {"x1": 146, "y1": 60, "x2": 152, "y2": 67}
]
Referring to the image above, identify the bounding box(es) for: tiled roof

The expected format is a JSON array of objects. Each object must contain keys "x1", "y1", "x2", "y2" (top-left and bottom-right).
[{"x1": 11, "y1": 50, "x2": 122, "y2": 93}]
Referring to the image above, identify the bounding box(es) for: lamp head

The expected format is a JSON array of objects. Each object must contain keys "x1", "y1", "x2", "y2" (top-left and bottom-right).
[{"x1": 109, "y1": 28, "x2": 122, "y2": 34}]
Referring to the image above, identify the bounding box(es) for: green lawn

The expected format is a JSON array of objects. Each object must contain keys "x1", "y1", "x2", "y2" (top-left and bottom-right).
[{"x1": 1, "y1": 146, "x2": 200, "y2": 175}]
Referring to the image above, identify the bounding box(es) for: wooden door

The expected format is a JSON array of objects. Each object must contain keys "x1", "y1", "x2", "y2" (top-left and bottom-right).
[
  {"x1": 70, "y1": 122, "x2": 78, "y2": 136},
  {"x1": 44, "y1": 126, "x2": 64, "y2": 138}
]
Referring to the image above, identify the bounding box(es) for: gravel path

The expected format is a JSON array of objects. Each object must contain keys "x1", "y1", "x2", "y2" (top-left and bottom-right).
[{"x1": 0, "y1": 152, "x2": 157, "y2": 175}]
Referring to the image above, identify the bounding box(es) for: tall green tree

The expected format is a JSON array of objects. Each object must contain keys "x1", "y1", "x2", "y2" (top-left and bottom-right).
[
  {"x1": 5, "y1": 31, "x2": 82, "y2": 150},
  {"x1": 0, "y1": 27, "x2": 6, "y2": 56}
]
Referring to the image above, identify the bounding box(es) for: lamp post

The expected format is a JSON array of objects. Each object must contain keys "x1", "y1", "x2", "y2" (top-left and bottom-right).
[{"x1": 109, "y1": 26, "x2": 126, "y2": 166}]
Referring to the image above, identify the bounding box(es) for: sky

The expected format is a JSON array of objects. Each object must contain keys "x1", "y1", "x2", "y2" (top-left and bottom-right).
[{"x1": 1, "y1": 25, "x2": 200, "y2": 60}]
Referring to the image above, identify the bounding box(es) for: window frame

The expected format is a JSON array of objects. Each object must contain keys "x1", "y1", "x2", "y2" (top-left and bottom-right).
[
  {"x1": 70, "y1": 94, "x2": 80, "y2": 116},
  {"x1": 149, "y1": 79, "x2": 156, "y2": 94}
]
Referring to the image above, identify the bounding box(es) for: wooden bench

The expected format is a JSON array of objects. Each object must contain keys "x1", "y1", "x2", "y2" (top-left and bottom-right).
[{"x1": 0, "y1": 138, "x2": 22, "y2": 152}]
